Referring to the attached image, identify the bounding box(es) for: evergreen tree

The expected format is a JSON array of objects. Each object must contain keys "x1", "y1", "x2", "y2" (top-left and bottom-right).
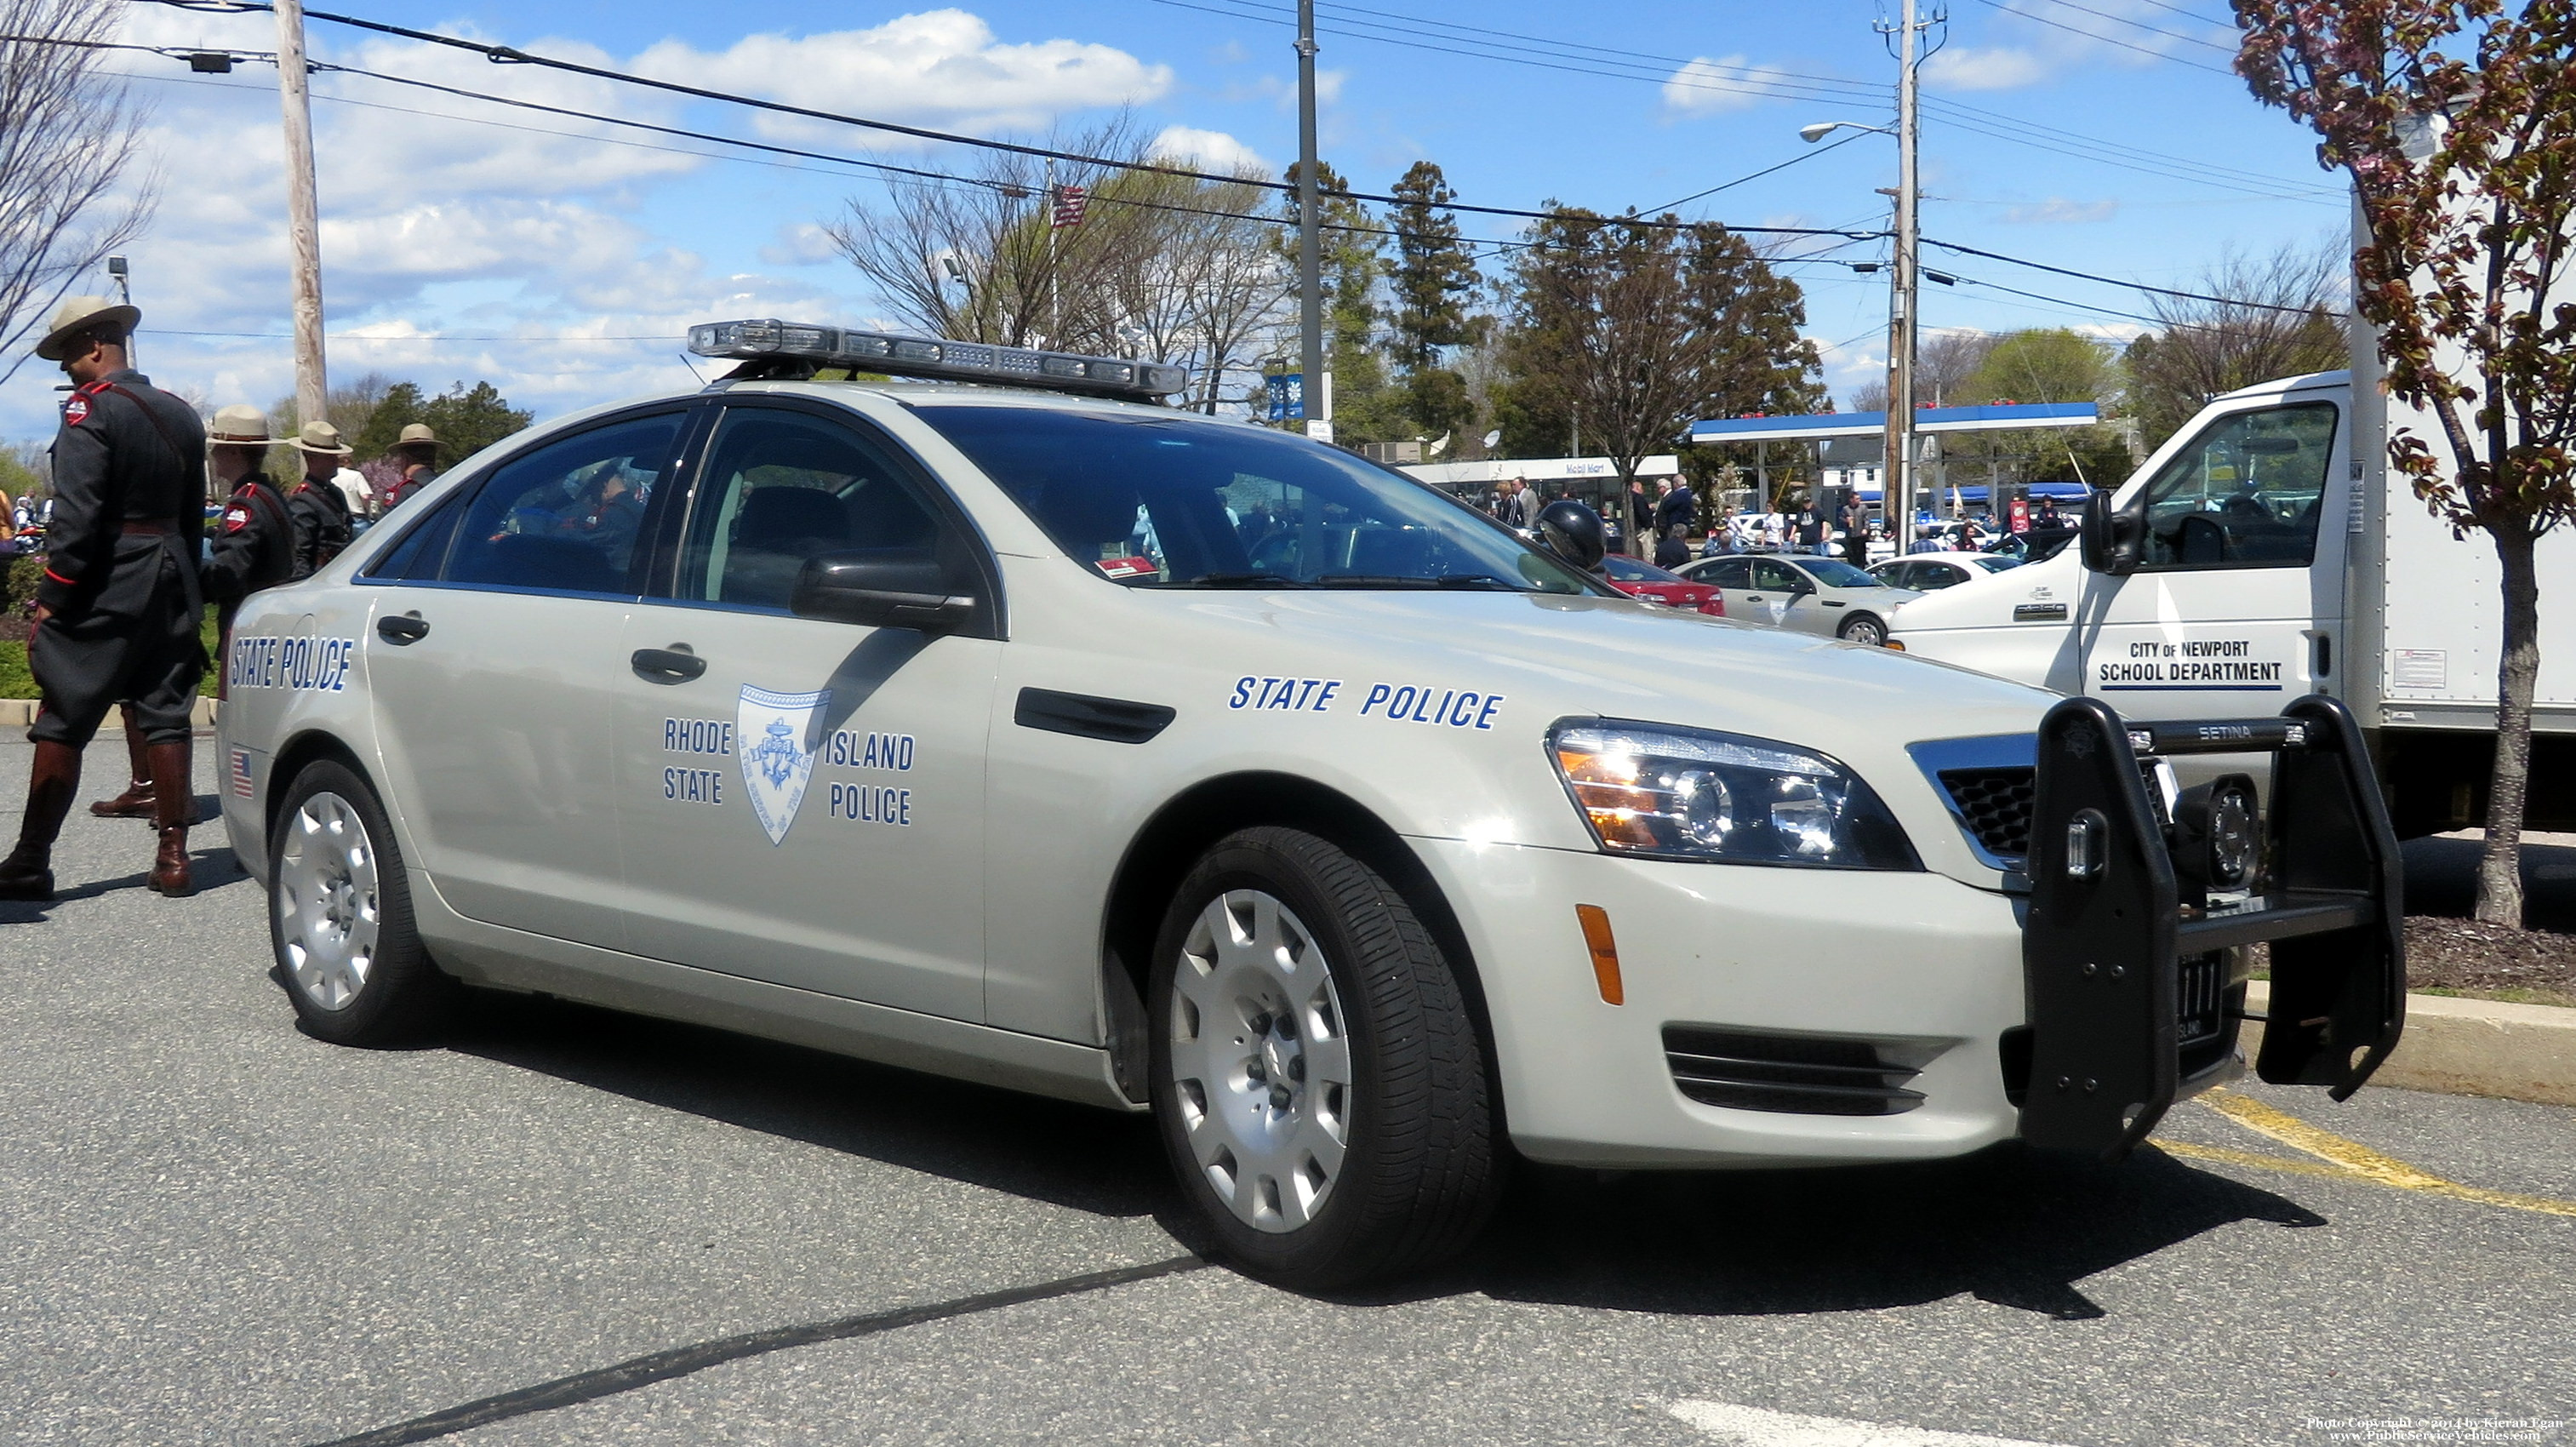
[
  {"x1": 351, "y1": 380, "x2": 428, "y2": 460},
  {"x1": 419, "y1": 380, "x2": 533, "y2": 462},
  {"x1": 1385, "y1": 160, "x2": 1481, "y2": 445},
  {"x1": 1281, "y1": 161, "x2": 1402, "y2": 444}
]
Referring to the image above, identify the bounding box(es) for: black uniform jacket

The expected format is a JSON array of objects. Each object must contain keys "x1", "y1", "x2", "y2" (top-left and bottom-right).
[
  {"x1": 204, "y1": 471, "x2": 296, "y2": 608},
  {"x1": 286, "y1": 475, "x2": 353, "y2": 580},
  {"x1": 33, "y1": 369, "x2": 206, "y2": 620}
]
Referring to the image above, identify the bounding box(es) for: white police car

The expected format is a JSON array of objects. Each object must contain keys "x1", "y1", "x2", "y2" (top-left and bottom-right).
[{"x1": 217, "y1": 320, "x2": 2406, "y2": 1288}]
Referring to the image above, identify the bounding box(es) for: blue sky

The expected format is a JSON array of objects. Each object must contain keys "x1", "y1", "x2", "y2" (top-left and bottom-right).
[{"x1": 5, "y1": 0, "x2": 2350, "y2": 443}]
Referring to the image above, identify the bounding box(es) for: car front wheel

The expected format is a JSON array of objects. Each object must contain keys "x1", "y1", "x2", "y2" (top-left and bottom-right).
[
  {"x1": 270, "y1": 758, "x2": 456, "y2": 1045},
  {"x1": 1149, "y1": 826, "x2": 1499, "y2": 1289},
  {"x1": 1838, "y1": 613, "x2": 1888, "y2": 646}
]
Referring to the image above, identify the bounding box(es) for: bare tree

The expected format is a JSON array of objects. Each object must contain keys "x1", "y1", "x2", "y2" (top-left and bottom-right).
[
  {"x1": 2122, "y1": 238, "x2": 2347, "y2": 454},
  {"x1": 1095, "y1": 167, "x2": 1292, "y2": 413},
  {"x1": 0, "y1": 0, "x2": 156, "y2": 381}
]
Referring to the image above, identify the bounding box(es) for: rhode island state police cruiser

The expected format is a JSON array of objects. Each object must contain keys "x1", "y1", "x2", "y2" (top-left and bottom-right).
[{"x1": 0, "y1": 296, "x2": 208, "y2": 901}]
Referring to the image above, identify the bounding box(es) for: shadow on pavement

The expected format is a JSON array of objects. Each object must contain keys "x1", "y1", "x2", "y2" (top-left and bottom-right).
[
  {"x1": 443, "y1": 992, "x2": 1174, "y2": 1221},
  {"x1": 2402, "y1": 834, "x2": 2576, "y2": 930},
  {"x1": 0, "y1": 844, "x2": 249, "y2": 922},
  {"x1": 1426, "y1": 1145, "x2": 2327, "y2": 1321},
  {"x1": 437, "y1": 991, "x2": 2327, "y2": 1320}
]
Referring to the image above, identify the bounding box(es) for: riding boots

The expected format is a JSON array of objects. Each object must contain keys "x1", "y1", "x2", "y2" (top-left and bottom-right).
[
  {"x1": 90, "y1": 707, "x2": 171, "y2": 820},
  {"x1": 0, "y1": 741, "x2": 83, "y2": 901},
  {"x1": 147, "y1": 739, "x2": 193, "y2": 898}
]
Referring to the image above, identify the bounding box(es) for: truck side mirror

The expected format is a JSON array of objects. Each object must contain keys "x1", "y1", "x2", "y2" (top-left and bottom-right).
[{"x1": 2079, "y1": 491, "x2": 2142, "y2": 577}]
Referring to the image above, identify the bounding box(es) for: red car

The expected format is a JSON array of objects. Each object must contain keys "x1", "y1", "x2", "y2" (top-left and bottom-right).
[{"x1": 1600, "y1": 553, "x2": 1725, "y2": 616}]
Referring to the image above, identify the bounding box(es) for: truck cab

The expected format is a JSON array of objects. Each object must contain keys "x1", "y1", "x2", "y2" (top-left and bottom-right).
[{"x1": 1889, "y1": 370, "x2": 2353, "y2": 729}]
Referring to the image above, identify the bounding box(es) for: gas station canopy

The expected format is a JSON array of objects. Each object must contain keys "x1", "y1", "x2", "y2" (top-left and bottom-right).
[{"x1": 1687, "y1": 402, "x2": 2098, "y2": 444}]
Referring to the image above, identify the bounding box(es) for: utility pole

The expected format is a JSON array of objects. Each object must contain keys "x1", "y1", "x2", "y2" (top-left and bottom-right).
[
  {"x1": 275, "y1": 0, "x2": 329, "y2": 427},
  {"x1": 1295, "y1": 0, "x2": 1325, "y2": 443},
  {"x1": 1876, "y1": 0, "x2": 1926, "y2": 553}
]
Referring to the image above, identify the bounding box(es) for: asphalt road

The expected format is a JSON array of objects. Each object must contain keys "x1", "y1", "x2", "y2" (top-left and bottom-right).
[{"x1": 2, "y1": 737, "x2": 2570, "y2": 1447}]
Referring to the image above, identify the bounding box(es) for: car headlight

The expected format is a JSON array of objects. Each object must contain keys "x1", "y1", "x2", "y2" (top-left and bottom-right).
[{"x1": 1548, "y1": 719, "x2": 1920, "y2": 870}]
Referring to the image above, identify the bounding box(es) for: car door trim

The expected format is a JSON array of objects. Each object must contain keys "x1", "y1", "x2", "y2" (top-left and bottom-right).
[{"x1": 1013, "y1": 688, "x2": 1175, "y2": 744}]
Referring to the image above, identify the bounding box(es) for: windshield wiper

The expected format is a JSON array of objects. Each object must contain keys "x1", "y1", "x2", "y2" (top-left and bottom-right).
[
  {"x1": 1431, "y1": 573, "x2": 1522, "y2": 589},
  {"x1": 1159, "y1": 571, "x2": 1310, "y2": 588}
]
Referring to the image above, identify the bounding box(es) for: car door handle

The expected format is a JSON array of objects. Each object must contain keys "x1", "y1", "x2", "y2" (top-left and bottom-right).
[
  {"x1": 631, "y1": 647, "x2": 707, "y2": 683},
  {"x1": 376, "y1": 612, "x2": 429, "y2": 643},
  {"x1": 1823, "y1": 599, "x2": 1847, "y2": 607}
]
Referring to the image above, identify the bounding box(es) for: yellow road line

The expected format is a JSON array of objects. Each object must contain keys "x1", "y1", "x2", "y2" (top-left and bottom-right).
[
  {"x1": 2185, "y1": 1090, "x2": 2576, "y2": 1220},
  {"x1": 2156, "y1": 1138, "x2": 2373, "y2": 1183}
]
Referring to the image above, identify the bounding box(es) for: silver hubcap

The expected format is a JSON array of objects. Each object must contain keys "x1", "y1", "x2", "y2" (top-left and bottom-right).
[
  {"x1": 276, "y1": 792, "x2": 381, "y2": 1011},
  {"x1": 1168, "y1": 889, "x2": 1353, "y2": 1233}
]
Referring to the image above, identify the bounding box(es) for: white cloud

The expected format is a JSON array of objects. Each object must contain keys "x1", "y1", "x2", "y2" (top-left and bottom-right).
[
  {"x1": 633, "y1": 11, "x2": 1172, "y2": 146},
  {"x1": 2004, "y1": 197, "x2": 2120, "y2": 224},
  {"x1": 1661, "y1": 56, "x2": 1801, "y2": 117},
  {"x1": 3, "y1": 9, "x2": 1172, "y2": 438},
  {"x1": 1921, "y1": 46, "x2": 2048, "y2": 92},
  {"x1": 1149, "y1": 126, "x2": 1272, "y2": 178}
]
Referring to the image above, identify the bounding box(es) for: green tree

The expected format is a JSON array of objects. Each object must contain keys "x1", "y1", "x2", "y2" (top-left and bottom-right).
[
  {"x1": 1282, "y1": 161, "x2": 1403, "y2": 445},
  {"x1": 1944, "y1": 328, "x2": 2132, "y2": 489},
  {"x1": 1385, "y1": 160, "x2": 1482, "y2": 445},
  {"x1": 351, "y1": 380, "x2": 428, "y2": 460},
  {"x1": 420, "y1": 380, "x2": 533, "y2": 463},
  {"x1": 2236, "y1": 0, "x2": 2576, "y2": 926}
]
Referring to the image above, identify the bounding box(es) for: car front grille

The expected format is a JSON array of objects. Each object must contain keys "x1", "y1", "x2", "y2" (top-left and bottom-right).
[
  {"x1": 1661, "y1": 1026, "x2": 1942, "y2": 1116},
  {"x1": 1933, "y1": 759, "x2": 2171, "y2": 869}
]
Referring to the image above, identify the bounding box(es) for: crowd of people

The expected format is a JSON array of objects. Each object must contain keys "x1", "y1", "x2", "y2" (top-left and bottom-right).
[
  {"x1": 1474, "y1": 471, "x2": 2082, "y2": 570},
  {"x1": 0, "y1": 295, "x2": 449, "y2": 906}
]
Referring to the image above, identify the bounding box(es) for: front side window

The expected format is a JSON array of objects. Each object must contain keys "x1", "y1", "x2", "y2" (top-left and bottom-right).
[
  {"x1": 913, "y1": 404, "x2": 1608, "y2": 595},
  {"x1": 678, "y1": 406, "x2": 979, "y2": 610},
  {"x1": 443, "y1": 413, "x2": 680, "y2": 595},
  {"x1": 2136, "y1": 402, "x2": 2335, "y2": 569}
]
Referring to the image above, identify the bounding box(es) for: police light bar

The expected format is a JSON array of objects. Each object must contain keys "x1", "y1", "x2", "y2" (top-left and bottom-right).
[{"x1": 688, "y1": 318, "x2": 1188, "y2": 401}]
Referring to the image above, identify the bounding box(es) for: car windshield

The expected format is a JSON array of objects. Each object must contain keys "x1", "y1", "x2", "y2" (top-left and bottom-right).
[
  {"x1": 914, "y1": 404, "x2": 1608, "y2": 594},
  {"x1": 1796, "y1": 558, "x2": 1882, "y2": 588},
  {"x1": 1971, "y1": 554, "x2": 2022, "y2": 571},
  {"x1": 1600, "y1": 554, "x2": 1686, "y2": 584}
]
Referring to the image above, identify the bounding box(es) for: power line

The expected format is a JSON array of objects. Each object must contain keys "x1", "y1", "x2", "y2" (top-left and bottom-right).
[
  {"x1": 1967, "y1": 0, "x2": 2236, "y2": 74},
  {"x1": 1920, "y1": 237, "x2": 2330, "y2": 314},
  {"x1": 2012, "y1": 0, "x2": 2238, "y2": 53}
]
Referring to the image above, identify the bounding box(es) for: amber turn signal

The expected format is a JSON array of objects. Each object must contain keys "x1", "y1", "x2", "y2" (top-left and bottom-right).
[{"x1": 1574, "y1": 903, "x2": 1623, "y2": 1005}]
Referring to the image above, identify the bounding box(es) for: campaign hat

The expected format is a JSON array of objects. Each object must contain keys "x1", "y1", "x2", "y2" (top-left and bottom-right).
[
  {"x1": 208, "y1": 404, "x2": 274, "y2": 449},
  {"x1": 395, "y1": 422, "x2": 437, "y2": 449},
  {"x1": 291, "y1": 420, "x2": 354, "y2": 456},
  {"x1": 35, "y1": 295, "x2": 141, "y2": 362}
]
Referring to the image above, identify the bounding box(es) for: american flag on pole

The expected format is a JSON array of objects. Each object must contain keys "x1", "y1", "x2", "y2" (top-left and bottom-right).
[{"x1": 1050, "y1": 184, "x2": 1088, "y2": 229}]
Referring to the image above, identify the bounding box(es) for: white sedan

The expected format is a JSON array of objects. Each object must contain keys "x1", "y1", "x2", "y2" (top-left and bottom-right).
[
  {"x1": 1871, "y1": 553, "x2": 2023, "y2": 592},
  {"x1": 1676, "y1": 553, "x2": 1922, "y2": 646},
  {"x1": 212, "y1": 317, "x2": 2405, "y2": 1289}
]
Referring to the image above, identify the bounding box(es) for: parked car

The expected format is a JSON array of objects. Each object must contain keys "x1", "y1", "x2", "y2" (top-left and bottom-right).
[
  {"x1": 1870, "y1": 553, "x2": 2021, "y2": 592},
  {"x1": 1599, "y1": 553, "x2": 1726, "y2": 616},
  {"x1": 1676, "y1": 553, "x2": 1919, "y2": 645}
]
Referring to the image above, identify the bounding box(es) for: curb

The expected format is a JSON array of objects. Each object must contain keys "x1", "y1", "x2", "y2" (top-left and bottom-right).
[
  {"x1": 2245, "y1": 980, "x2": 2576, "y2": 1107},
  {"x1": 0, "y1": 698, "x2": 220, "y2": 729}
]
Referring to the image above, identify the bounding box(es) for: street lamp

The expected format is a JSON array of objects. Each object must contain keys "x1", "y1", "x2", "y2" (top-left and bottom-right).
[{"x1": 1802, "y1": 107, "x2": 1918, "y2": 556}]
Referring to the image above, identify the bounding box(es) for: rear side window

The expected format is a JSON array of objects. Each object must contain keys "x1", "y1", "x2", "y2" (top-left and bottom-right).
[{"x1": 441, "y1": 413, "x2": 683, "y2": 596}]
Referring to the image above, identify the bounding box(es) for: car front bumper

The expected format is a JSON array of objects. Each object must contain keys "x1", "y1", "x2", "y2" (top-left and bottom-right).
[{"x1": 1410, "y1": 835, "x2": 2039, "y2": 1169}]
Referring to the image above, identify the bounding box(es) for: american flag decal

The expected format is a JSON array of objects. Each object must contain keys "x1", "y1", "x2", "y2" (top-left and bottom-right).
[
  {"x1": 230, "y1": 747, "x2": 255, "y2": 799},
  {"x1": 1050, "y1": 184, "x2": 1088, "y2": 229}
]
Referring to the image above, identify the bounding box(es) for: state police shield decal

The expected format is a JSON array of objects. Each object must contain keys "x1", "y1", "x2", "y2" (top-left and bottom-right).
[{"x1": 737, "y1": 684, "x2": 830, "y2": 845}]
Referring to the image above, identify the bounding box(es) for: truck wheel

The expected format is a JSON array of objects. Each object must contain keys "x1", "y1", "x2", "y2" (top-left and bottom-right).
[
  {"x1": 1838, "y1": 613, "x2": 1888, "y2": 646},
  {"x1": 1148, "y1": 826, "x2": 1498, "y2": 1289},
  {"x1": 270, "y1": 759, "x2": 456, "y2": 1046}
]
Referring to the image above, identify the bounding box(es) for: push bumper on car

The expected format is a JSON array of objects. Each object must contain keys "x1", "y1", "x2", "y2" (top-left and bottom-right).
[{"x1": 2018, "y1": 694, "x2": 2406, "y2": 1158}]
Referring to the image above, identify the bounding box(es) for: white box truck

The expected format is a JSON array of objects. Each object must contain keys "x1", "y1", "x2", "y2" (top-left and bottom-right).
[{"x1": 1885, "y1": 337, "x2": 2576, "y2": 838}]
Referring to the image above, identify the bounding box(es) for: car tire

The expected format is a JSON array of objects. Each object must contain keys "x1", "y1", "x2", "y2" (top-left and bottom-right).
[
  {"x1": 1837, "y1": 613, "x2": 1888, "y2": 646},
  {"x1": 269, "y1": 758, "x2": 456, "y2": 1046},
  {"x1": 1148, "y1": 826, "x2": 1499, "y2": 1289}
]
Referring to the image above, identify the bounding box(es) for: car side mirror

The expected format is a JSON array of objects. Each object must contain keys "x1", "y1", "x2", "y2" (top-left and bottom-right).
[
  {"x1": 791, "y1": 551, "x2": 977, "y2": 632},
  {"x1": 2078, "y1": 491, "x2": 2143, "y2": 577}
]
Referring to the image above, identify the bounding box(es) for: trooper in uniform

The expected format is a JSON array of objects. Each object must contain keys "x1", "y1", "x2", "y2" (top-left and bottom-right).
[
  {"x1": 88, "y1": 406, "x2": 294, "y2": 825},
  {"x1": 0, "y1": 297, "x2": 208, "y2": 901},
  {"x1": 384, "y1": 421, "x2": 439, "y2": 510},
  {"x1": 284, "y1": 420, "x2": 354, "y2": 578}
]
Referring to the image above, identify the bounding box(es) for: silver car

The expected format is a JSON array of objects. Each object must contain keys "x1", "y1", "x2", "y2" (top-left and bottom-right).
[
  {"x1": 1870, "y1": 552, "x2": 2022, "y2": 592},
  {"x1": 1676, "y1": 553, "x2": 1922, "y2": 645}
]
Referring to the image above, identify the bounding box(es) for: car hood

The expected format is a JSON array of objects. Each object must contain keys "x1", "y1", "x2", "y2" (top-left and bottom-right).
[{"x1": 1126, "y1": 586, "x2": 2055, "y2": 884}]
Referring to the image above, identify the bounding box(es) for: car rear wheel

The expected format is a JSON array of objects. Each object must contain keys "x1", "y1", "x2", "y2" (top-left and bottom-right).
[
  {"x1": 270, "y1": 759, "x2": 456, "y2": 1046},
  {"x1": 1837, "y1": 613, "x2": 1888, "y2": 646},
  {"x1": 1149, "y1": 826, "x2": 1499, "y2": 1289}
]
